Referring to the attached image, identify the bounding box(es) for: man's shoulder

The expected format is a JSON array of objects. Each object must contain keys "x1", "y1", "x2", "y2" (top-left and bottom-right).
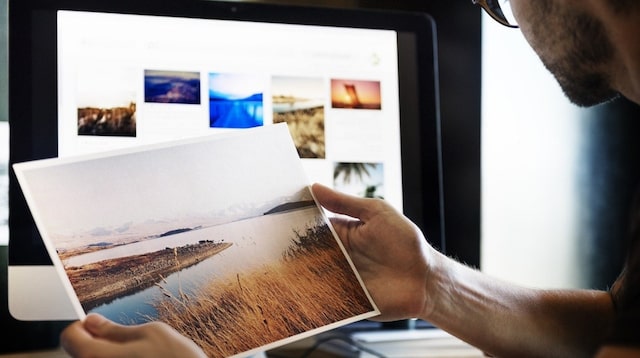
[{"x1": 607, "y1": 190, "x2": 640, "y2": 347}]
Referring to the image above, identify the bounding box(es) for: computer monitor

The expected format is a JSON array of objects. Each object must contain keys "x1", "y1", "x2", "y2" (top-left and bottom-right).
[{"x1": 7, "y1": 0, "x2": 442, "y2": 343}]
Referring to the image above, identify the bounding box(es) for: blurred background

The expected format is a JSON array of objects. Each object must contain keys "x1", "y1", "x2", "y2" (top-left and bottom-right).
[{"x1": 2, "y1": 0, "x2": 640, "y2": 353}]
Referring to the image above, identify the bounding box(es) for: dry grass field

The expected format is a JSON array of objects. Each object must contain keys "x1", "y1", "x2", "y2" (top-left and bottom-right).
[{"x1": 153, "y1": 223, "x2": 373, "y2": 357}]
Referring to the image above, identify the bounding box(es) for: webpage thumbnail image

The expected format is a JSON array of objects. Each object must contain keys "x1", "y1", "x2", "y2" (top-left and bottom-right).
[
  {"x1": 334, "y1": 162, "x2": 384, "y2": 199},
  {"x1": 76, "y1": 67, "x2": 138, "y2": 137},
  {"x1": 209, "y1": 73, "x2": 265, "y2": 129},
  {"x1": 144, "y1": 70, "x2": 201, "y2": 105},
  {"x1": 330, "y1": 78, "x2": 382, "y2": 110},
  {"x1": 272, "y1": 76, "x2": 325, "y2": 159}
]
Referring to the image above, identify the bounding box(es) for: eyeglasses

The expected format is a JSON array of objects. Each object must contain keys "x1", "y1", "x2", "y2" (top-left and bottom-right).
[{"x1": 472, "y1": 0, "x2": 519, "y2": 28}]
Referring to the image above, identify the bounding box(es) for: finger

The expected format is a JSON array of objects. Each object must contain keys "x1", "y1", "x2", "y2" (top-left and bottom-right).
[
  {"x1": 60, "y1": 321, "x2": 92, "y2": 356},
  {"x1": 83, "y1": 313, "x2": 145, "y2": 342},
  {"x1": 328, "y1": 216, "x2": 358, "y2": 246},
  {"x1": 311, "y1": 183, "x2": 376, "y2": 221},
  {"x1": 60, "y1": 320, "x2": 130, "y2": 358}
]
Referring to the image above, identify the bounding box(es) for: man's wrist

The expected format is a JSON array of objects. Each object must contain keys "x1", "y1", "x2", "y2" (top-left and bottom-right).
[{"x1": 421, "y1": 247, "x2": 449, "y2": 322}]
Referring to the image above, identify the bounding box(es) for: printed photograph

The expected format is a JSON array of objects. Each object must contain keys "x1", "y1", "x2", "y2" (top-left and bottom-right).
[
  {"x1": 209, "y1": 73, "x2": 265, "y2": 129},
  {"x1": 330, "y1": 78, "x2": 382, "y2": 110},
  {"x1": 272, "y1": 76, "x2": 325, "y2": 159},
  {"x1": 14, "y1": 125, "x2": 377, "y2": 358},
  {"x1": 144, "y1": 70, "x2": 201, "y2": 104},
  {"x1": 334, "y1": 162, "x2": 385, "y2": 199},
  {"x1": 76, "y1": 67, "x2": 137, "y2": 137}
]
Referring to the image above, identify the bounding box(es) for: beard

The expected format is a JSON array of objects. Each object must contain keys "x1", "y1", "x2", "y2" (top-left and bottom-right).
[
  {"x1": 522, "y1": 2, "x2": 620, "y2": 107},
  {"x1": 543, "y1": 58, "x2": 619, "y2": 107}
]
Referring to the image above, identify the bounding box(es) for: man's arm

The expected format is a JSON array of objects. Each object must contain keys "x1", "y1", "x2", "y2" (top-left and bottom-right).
[{"x1": 426, "y1": 252, "x2": 614, "y2": 357}]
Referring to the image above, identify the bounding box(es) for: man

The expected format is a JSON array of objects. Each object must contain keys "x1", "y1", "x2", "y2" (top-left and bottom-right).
[{"x1": 60, "y1": 0, "x2": 640, "y2": 356}]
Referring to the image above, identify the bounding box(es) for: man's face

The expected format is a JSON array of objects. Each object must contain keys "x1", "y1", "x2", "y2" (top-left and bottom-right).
[{"x1": 509, "y1": 0, "x2": 619, "y2": 107}]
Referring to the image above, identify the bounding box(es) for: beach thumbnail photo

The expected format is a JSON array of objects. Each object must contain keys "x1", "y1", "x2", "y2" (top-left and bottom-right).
[{"x1": 272, "y1": 76, "x2": 325, "y2": 159}]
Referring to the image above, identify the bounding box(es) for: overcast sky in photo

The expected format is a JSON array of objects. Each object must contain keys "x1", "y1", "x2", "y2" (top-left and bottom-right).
[{"x1": 15, "y1": 124, "x2": 307, "y2": 236}]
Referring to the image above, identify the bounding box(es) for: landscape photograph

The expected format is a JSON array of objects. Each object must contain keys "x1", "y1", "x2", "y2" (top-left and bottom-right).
[
  {"x1": 209, "y1": 72, "x2": 266, "y2": 128},
  {"x1": 272, "y1": 76, "x2": 326, "y2": 159},
  {"x1": 14, "y1": 125, "x2": 377, "y2": 357},
  {"x1": 330, "y1": 78, "x2": 382, "y2": 110},
  {"x1": 144, "y1": 69, "x2": 201, "y2": 104},
  {"x1": 75, "y1": 66, "x2": 137, "y2": 137}
]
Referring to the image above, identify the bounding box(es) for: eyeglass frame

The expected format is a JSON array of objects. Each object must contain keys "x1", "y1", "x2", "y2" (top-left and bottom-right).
[{"x1": 472, "y1": 0, "x2": 519, "y2": 28}]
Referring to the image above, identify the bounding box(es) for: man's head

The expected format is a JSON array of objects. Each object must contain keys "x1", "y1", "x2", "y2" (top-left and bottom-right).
[{"x1": 484, "y1": 0, "x2": 640, "y2": 107}]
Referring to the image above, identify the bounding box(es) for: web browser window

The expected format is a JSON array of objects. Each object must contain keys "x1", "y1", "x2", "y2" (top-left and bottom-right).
[{"x1": 57, "y1": 11, "x2": 404, "y2": 211}]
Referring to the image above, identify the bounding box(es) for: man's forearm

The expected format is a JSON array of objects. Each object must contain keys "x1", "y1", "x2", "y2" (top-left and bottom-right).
[{"x1": 423, "y1": 252, "x2": 615, "y2": 358}]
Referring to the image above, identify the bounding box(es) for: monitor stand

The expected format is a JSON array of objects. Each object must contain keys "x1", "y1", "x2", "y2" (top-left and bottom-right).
[
  {"x1": 353, "y1": 318, "x2": 437, "y2": 341},
  {"x1": 380, "y1": 319, "x2": 419, "y2": 330},
  {"x1": 307, "y1": 319, "x2": 440, "y2": 356},
  {"x1": 352, "y1": 319, "x2": 444, "y2": 342}
]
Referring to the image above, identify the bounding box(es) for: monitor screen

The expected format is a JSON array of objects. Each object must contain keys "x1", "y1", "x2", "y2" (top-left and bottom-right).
[
  {"x1": 7, "y1": 0, "x2": 442, "y2": 341},
  {"x1": 57, "y1": 9, "x2": 405, "y2": 204}
]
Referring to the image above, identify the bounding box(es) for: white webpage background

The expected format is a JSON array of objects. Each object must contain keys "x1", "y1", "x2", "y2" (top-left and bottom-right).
[{"x1": 57, "y1": 11, "x2": 404, "y2": 212}]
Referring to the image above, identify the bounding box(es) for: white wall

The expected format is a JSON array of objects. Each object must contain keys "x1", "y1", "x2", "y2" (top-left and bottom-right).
[{"x1": 480, "y1": 16, "x2": 588, "y2": 288}]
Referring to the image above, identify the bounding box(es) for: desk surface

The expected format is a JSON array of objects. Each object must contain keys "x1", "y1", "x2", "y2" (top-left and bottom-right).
[{"x1": 0, "y1": 328, "x2": 484, "y2": 358}]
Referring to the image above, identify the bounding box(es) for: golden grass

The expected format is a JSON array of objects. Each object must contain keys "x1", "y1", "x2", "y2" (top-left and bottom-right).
[{"x1": 152, "y1": 223, "x2": 373, "y2": 357}]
